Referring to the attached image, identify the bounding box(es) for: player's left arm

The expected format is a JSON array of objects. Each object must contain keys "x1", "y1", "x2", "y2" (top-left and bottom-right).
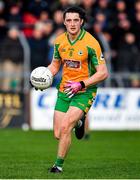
[
  {"x1": 83, "y1": 39, "x2": 109, "y2": 87},
  {"x1": 83, "y1": 63, "x2": 109, "y2": 87}
]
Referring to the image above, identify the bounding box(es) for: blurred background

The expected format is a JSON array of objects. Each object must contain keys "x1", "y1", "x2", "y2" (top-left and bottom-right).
[{"x1": 0, "y1": 0, "x2": 140, "y2": 130}]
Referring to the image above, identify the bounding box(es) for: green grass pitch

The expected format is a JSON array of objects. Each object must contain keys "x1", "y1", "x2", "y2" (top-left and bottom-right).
[{"x1": 0, "y1": 129, "x2": 140, "y2": 179}]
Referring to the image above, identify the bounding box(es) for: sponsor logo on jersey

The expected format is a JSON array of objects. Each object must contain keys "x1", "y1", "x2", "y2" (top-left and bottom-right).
[
  {"x1": 100, "y1": 53, "x2": 104, "y2": 60},
  {"x1": 78, "y1": 50, "x2": 83, "y2": 56},
  {"x1": 64, "y1": 59, "x2": 81, "y2": 69}
]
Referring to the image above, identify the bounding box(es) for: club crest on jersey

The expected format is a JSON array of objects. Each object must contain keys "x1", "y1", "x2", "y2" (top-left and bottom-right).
[
  {"x1": 100, "y1": 53, "x2": 104, "y2": 60},
  {"x1": 69, "y1": 48, "x2": 74, "y2": 57},
  {"x1": 78, "y1": 50, "x2": 83, "y2": 56}
]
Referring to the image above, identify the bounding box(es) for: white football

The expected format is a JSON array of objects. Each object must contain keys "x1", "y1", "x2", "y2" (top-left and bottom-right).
[{"x1": 30, "y1": 66, "x2": 53, "y2": 90}]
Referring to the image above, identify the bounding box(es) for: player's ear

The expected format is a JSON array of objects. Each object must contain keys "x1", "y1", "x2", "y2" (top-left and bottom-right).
[{"x1": 64, "y1": 20, "x2": 66, "y2": 26}]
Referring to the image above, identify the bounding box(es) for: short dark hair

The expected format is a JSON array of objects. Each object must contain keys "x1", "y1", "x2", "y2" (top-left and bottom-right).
[{"x1": 63, "y1": 6, "x2": 86, "y2": 25}]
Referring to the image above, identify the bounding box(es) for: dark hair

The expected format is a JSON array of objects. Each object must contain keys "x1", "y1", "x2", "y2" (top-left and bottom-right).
[{"x1": 63, "y1": 6, "x2": 86, "y2": 25}]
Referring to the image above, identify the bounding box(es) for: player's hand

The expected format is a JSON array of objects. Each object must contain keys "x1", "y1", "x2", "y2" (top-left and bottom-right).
[{"x1": 64, "y1": 81, "x2": 83, "y2": 98}]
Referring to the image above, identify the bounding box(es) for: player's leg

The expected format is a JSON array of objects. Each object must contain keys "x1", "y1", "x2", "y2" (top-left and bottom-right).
[
  {"x1": 53, "y1": 94, "x2": 70, "y2": 139},
  {"x1": 53, "y1": 110, "x2": 65, "y2": 140},
  {"x1": 50, "y1": 90, "x2": 97, "y2": 173},
  {"x1": 84, "y1": 115, "x2": 90, "y2": 139},
  {"x1": 74, "y1": 113, "x2": 86, "y2": 139},
  {"x1": 70, "y1": 91, "x2": 96, "y2": 140},
  {"x1": 57, "y1": 106, "x2": 84, "y2": 157},
  {"x1": 50, "y1": 106, "x2": 84, "y2": 173}
]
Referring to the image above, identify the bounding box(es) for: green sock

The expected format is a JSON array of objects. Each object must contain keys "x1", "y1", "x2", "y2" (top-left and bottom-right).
[{"x1": 55, "y1": 157, "x2": 64, "y2": 168}]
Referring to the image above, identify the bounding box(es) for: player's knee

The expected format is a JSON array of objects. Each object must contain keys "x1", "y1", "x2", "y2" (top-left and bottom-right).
[
  {"x1": 61, "y1": 121, "x2": 72, "y2": 135},
  {"x1": 61, "y1": 125, "x2": 68, "y2": 135}
]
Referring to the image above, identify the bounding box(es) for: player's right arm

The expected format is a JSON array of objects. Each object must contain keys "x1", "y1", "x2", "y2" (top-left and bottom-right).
[
  {"x1": 48, "y1": 59, "x2": 61, "y2": 76},
  {"x1": 48, "y1": 37, "x2": 62, "y2": 76}
]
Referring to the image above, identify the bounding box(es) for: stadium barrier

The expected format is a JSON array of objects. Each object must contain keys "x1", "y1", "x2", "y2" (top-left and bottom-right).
[{"x1": 30, "y1": 87, "x2": 140, "y2": 130}]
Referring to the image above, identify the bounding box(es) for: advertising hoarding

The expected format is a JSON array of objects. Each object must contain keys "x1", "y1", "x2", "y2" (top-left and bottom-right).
[
  {"x1": 0, "y1": 91, "x2": 25, "y2": 128},
  {"x1": 30, "y1": 88, "x2": 140, "y2": 130}
]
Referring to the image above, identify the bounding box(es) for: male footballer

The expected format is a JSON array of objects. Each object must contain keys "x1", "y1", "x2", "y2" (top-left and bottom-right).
[{"x1": 48, "y1": 6, "x2": 109, "y2": 173}]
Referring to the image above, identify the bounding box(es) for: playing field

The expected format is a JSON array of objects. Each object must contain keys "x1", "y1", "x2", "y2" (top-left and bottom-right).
[{"x1": 0, "y1": 129, "x2": 140, "y2": 179}]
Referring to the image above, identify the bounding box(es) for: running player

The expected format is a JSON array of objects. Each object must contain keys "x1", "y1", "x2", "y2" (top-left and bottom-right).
[{"x1": 47, "y1": 6, "x2": 109, "y2": 173}]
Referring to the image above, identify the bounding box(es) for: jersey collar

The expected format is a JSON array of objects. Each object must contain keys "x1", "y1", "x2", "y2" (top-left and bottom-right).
[{"x1": 66, "y1": 28, "x2": 86, "y2": 46}]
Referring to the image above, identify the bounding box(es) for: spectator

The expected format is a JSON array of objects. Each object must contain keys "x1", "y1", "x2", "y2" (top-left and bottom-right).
[
  {"x1": 80, "y1": 0, "x2": 97, "y2": 30},
  {"x1": 47, "y1": 26, "x2": 65, "y2": 63},
  {"x1": 0, "y1": 27, "x2": 24, "y2": 91},
  {"x1": 28, "y1": 26, "x2": 49, "y2": 71},
  {"x1": 96, "y1": 0, "x2": 111, "y2": 20},
  {"x1": 53, "y1": 9, "x2": 64, "y2": 29},
  {"x1": 91, "y1": 21, "x2": 112, "y2": 74},
  {"x1": 39, "y1": 10, "x2": 50, "y2": 23},
  {"x1": 22, "y1": 12, "x2": 38, "y2": 38},
  {"x1": 115, "y1": 0, "x2": 127, "y2": 13},
  {"x1": 134, "y1": 0, "x2": 140, "y2": 12},
  {"x1": 27, "y1": 0, "x2": 49, "y2": 18},
  {"x1": 6, "y1": 3, "x2": 23, "y2": 27},
  {"x1": 41, "y1": 20, "x2": 54, "y2": 38},
  {"x1": 116, "y1": 32, "x2": 140, "y2": 72},
  {"x1": 94, "y1": 11, "x2": 108, "y2": 31},
  {"x1": 111, "y1": 12, "x2": 132, "y2": 58},
  {"x1": 51, "y1": 0, "x2": 71, "y2": 12}
]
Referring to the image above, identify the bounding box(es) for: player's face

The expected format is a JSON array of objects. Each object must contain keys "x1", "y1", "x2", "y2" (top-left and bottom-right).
[{"x1": 64, "y1": 13, "x2": 83, "y2": 36}]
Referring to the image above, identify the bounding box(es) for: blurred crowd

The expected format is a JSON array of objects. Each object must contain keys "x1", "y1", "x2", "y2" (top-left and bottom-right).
[{"x1": 0, "y1": 0, "x2": 140, "y2": 91}]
